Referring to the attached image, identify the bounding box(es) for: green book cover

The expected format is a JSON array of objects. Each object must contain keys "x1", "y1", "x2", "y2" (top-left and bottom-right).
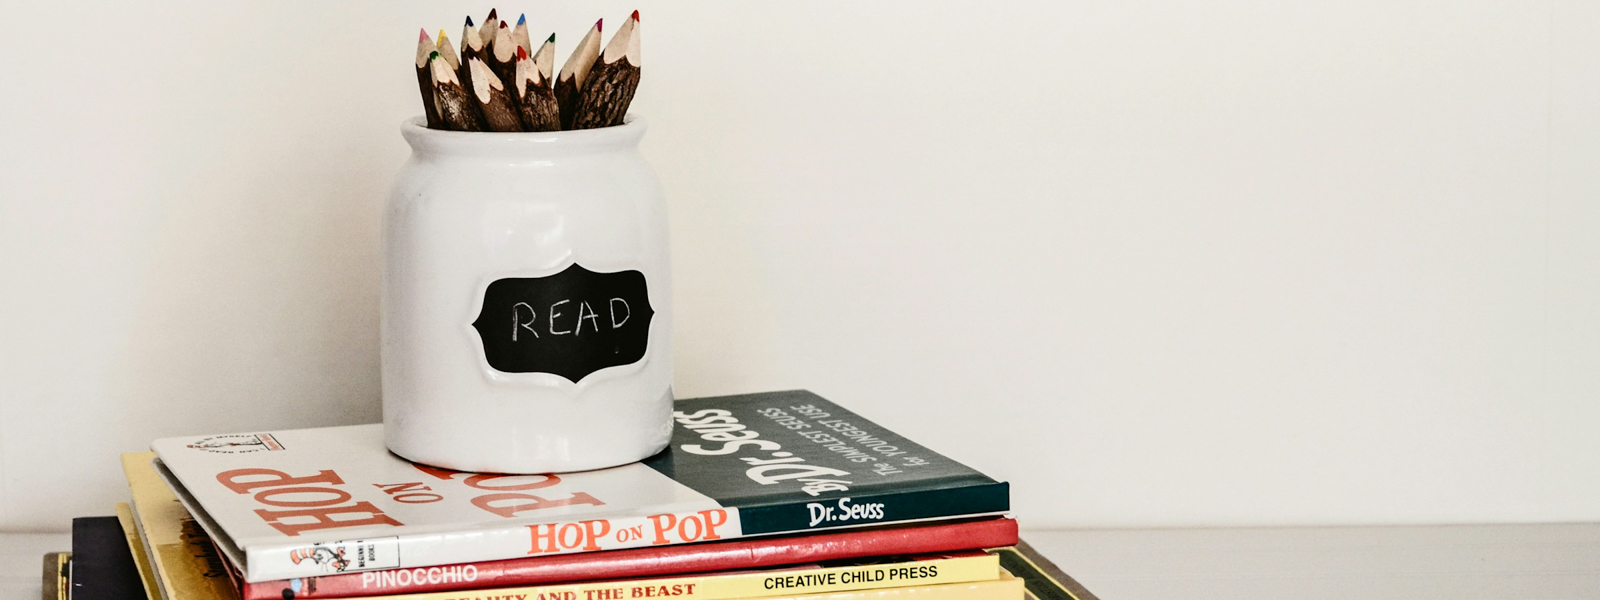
[{"x1": 646, "y1": 390, "x2": 1009, "y2": 534}]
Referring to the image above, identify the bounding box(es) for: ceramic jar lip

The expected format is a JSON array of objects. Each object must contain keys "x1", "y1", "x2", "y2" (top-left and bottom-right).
[{"x1": 400, "y1": 115, "x2": 646, "y2": 159}]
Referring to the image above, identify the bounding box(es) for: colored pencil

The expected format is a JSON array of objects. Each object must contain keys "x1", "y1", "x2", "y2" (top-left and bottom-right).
[
  {"x1": 571, "y1": 11, "x2": 641, "y2": 129},
  {"x1": 488, "y1": 21, "x2": 519, "y2": 92},
  {"x1": 415, "y1": 29, "x2": 442, "y2": 128},
  {"x1": 469, "y1": 57, "x2": 525, "y2": 132},
  {"x1": 513, "y1": 14, "x2": 532, "y2": 55},
  {"x1": 556, "y1": 19, "x2": 603, "y2": 130},
  {"x1": 479, "y1": 8, "x2": 500, "y2": 47},
  {"x1": 415, "y1": 10, "x2": 643, "y2": 131},
  {"x1": 514, "y1": 39, "x2": 560, "y2": 132},
  {"x1": 460, "y1": 16, "x2": 487, "y2": 63},
  {"x1": 435, "y1": 29, "x2": 461, "y2": 70},
  {"x1": 458, "y1": 16, "x2": 489, "y2": 106},
  {"x1": 431, "y1": 52, "x2": 485, "y2": 131}
]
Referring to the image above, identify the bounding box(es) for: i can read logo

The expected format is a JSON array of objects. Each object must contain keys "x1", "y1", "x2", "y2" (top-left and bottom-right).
[
  {"x1": 471, "y1": 264, "x2": 655, "y2": 382},
  {"x1": 186, "y1": 433, "x2": 285, "y2": 454},
  {"x1": 288, "y1": 544, "x2": 350, "y2": 573}
]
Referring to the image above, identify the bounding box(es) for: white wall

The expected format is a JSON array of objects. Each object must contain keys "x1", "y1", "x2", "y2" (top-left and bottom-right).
[{"x1": 2, "y1": 0, "x2": 1597, "y2": 532}]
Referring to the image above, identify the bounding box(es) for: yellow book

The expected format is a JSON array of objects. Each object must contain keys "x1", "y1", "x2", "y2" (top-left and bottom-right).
[
  {"x1": 116, "y1": 502, "x2": 163, "y2": 600},
  {"x1": 123, "y1": 452, "x2": 241, "y2": 600},
  {"x1": 989, "y1": 542, "x2": 1102, "y2": 600},
  {"x1": 318, "y1": 554, "x2": 999, "y2": 600},
  {"x1": 756, "y1": 571, "x2": 1022, "y2": 600},
  {"x1": 41, "y1": 552, "x2": 69, "y2": 600}
]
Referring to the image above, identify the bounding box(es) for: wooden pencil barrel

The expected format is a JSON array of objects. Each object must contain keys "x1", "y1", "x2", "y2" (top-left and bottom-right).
[{"x1": 383, "y1": 116, "x2": 672, "y2": 474}]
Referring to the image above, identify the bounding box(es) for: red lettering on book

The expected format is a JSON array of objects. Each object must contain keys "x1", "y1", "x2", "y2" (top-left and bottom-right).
[
  {"x1": 698, "y1": 509, "x2": 728, "y2": 540},
  {"x1": 526, "y1": 519, "x2": 611, "y2": 554},
  {"x1": 476, "y1": 491, "x2": 603, "y2": 519},
  {"x1": 582, "y1": 520, "x2": 611, "y2": 550},
  {"x1": 254, "y1": 501, "x2": 402, "y2": 536},
  {"x1": 465, "y1": 474, "x2": 561, "y2": 491},
  {"x1": 217, "y1": 468, "x2": 343, "y2": 494},
  {"x1": 255, "y1": 486, "x2": 353, "y2": 507},
  {"x1": 411, "y1": 463, "x2": 460, "y2": 480},
  {"x1": 647, "y1": 510, "x2": 728, "y2": 545}
]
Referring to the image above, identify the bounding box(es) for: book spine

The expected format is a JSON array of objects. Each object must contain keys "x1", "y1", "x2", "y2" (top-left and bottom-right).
[
  {"x1": 243, "y1": 483, "x2": 1009, "y2": 582},
  {"x1": 269, "y1": 554, "x2": 998, "y2": 600},
  {"x1": 753, "y1": 575, "x2": 1022, "y2": 600},
  {"x1": 736, "y1": 481, "x2": 1012, "y2": 535},
  {"x1": 244, "y1": 504, "x2": 736, "y2": 582},
  {"x1": 242, "y1": 518, "x2": 1019, "y2": 600}
]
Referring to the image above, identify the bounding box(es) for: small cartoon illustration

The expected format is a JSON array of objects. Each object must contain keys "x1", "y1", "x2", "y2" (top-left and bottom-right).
[
  {"x1": 186, "y1": 433, "x2": 285, "y2": 453},
  {"x1": 288, "y1": 545, "x2": 350, "y2": 573},
  {"x1": 187, "y1": 438, "x2": 267, "y2": 450}
]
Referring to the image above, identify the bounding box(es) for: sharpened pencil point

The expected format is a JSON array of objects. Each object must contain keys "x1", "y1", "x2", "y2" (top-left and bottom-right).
[
  {"x1": 500, "y1": 21, "x2": 509, "y2": 29},
  {"x1": 429, "y1": 50, "x2": 440, "y2": 60},
  {"x1": 487, "y1": 8, "x2": 498, "y2": 20},
  {"x1": 631, "y1": 10, "x2": 639, "y2": 22},
  {"x1": 596, "y1": 18, "x2": 603, "y2": 32},
  {"x1": 517, "y1": 46, "x2": 528, "y2": 60},
  {"x1": 546, "y1": 33, "x2": 555, "y2": 43},
  {"x1": 419, "y1": 28, "x2": 430, "y2": 42},
  {"x1": 465, "y1": 16, "x2": 474, "y2": 26},
  {"x1": 517, "y1": 14, "x2": 526, "y2": 26}
]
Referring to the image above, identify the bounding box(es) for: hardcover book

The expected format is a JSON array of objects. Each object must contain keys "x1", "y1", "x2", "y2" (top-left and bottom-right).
[
  {"x1": 71, "y1": 516, "x2": 147, "y2": 600},
  {"x1": 692, "y1": 573, "x2": 1023, "y2": 600},
  {"x1": 151, "y1": 390, "x2": 1009, "y2": 582},
  {"x1": 241, "y1": 518, "x2": 1018, "y2": 600},
  {"x1": 115, "y1": 502, "x2": 163, "y2": 600},
  {"x1": 250, "y1": 552, "x2": 999, "y2": 600},
  {"x1": 42, "y1": 553, "x2": 70, "y2": 600},
  {"x1": 123, "y1": 452, "x2": 242, "y2": 600},
  {"x1": 990, "y1": 542, "x2": 1102, "y2": 600}
]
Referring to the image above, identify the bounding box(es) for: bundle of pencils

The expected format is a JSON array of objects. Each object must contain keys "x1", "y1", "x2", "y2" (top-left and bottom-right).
[{"x1": 415, "y1": 9, "x2": 641, "y2": 132}]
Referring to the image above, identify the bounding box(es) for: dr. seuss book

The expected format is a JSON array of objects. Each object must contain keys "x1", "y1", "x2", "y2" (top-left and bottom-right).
[{"x1": 151, "y1": 391, "x2": 1009, "y2": 582}]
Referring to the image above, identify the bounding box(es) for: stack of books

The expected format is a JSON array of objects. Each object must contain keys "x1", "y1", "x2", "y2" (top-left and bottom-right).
[{"x1": 50, "y1": 391, "x2": 1099, "y2": 600}]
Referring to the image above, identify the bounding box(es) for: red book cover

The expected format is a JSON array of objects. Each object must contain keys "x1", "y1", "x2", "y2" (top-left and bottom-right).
[{"x1": 241, "y1": 518, "x2": 1018, "y2": 600}]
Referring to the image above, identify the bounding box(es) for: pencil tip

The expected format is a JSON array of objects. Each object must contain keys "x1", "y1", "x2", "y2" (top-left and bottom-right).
[
  {"x1": 500, "y1": 21, "x2": 509, "y2": 29},
  {"x1": 517, "y1": 14, "x2": 526, "y2": 26},
  {"x1": 631, "y1": 10, "x2": 639, "y2": 22},
  {"x1": 430, "y1": 50, "x2": 440, "y2": 60},
  {"x1": 546, "y1": 33, "x2": 555, "y2": 43},
  {"x1": 487, "y1": 8, "x2": 498, "y2": 20},
  {"x1": 596, "y1": 18, "x2": 603, "y2": 31},
  {"x1": 517, "y1": 46, "x2": 528, "y2": 60},
  {"x1": 438, "y1": 29, "x2": 449, "y2": 42},
  {"x1": 419, "y1": 28, "x2": 430, "y2": 42},
  {"x1": 465, "y1": 16, "x2": 474, "y2": 26}
]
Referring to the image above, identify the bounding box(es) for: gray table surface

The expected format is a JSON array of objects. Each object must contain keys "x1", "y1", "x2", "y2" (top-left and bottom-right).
[{"x1": 5, "y1": 524, "x2": 1599, "y2": 600}]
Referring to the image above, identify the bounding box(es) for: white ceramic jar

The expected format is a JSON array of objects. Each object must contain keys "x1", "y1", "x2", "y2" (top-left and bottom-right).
[{"x1": 382, "y1": 116, "x2": 672, "y2": 474}]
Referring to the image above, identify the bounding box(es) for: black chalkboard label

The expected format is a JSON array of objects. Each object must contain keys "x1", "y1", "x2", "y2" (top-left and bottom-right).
[{"x1": 470, "y1": 265, "x2": 655, "y2": 382}]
